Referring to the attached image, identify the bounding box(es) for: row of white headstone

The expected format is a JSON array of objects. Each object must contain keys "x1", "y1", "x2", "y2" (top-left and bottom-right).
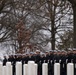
[{"x1": 0, "y1": 61, "x2": 74, "y2": 75}]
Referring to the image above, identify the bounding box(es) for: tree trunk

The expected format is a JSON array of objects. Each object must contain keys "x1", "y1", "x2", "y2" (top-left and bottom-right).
[
  {"x1": 51, "y1": 20, "x2": 55, "y2": 50},
  {"x1": 51, "y1": 30, "x2": 55, "y2": 50},
  {"x1": 46, "y1": 0, "x2": 56, "y2": 50},
  {"x1": 72, "y1": 5, "x2": 76, "y2": 48}
]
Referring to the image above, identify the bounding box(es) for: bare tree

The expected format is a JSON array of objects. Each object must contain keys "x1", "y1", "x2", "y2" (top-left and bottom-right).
[{"x1": 32, "y1": 0, "x2": 73, "y2": 50}]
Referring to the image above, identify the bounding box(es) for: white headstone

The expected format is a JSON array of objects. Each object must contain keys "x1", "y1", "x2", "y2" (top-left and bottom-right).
[
  {"x1": 67, "y1": 63, "x2": 74, "y2": 75},
  {"x1": 42, "y1": 63, "x2": 48, "y2": 75},
  {"x1": 16, "y1": 62, "x2": 22, "y2": 75},
  {"x1": 54, "y1": 63, "x2": 60, "y2": 75},
  {"x1": 34, "y1": 64, "x2": 38, "y2": 75},
  {"x1": 0, "y1": 62, "x2": 3, "y2": 75},
  {"x1": 6, "y1": 62, "x2": 12, "y2": 75},
  {"x1": 3, "y1": 66, "x2": 6, "y2": 75},
  {"x1": 28, "y1": 61, "x2": 35, "y2": 75},
  {"x1": 23, "y1": 64, "x2": 28, "y2": 75}
]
